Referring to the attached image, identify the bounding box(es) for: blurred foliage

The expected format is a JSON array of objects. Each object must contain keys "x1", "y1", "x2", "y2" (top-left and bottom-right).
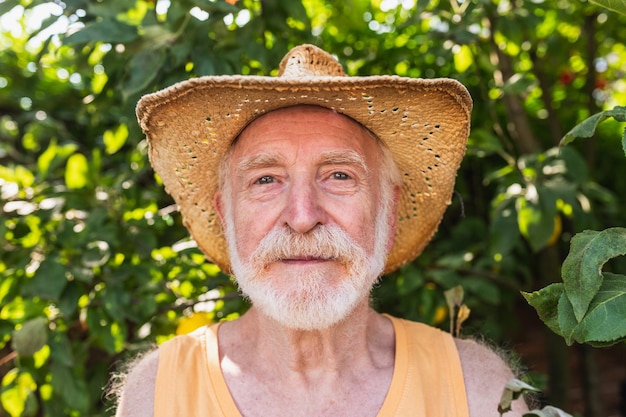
[{"x1": 1, "y1": 0, "x2": 625, "y2": 415}]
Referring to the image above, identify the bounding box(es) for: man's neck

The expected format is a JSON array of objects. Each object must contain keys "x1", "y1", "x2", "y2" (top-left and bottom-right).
[
  {"x1": 218, "y1": 300, "x2": 395, "y2": 377},
  {"x1": 216, "y1": 300, "x2": 396, "y2": 417}
]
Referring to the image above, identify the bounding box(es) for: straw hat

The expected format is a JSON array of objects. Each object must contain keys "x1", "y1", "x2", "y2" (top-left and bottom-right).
[{"x1": 137, "y1": 44, "x2": 472, "y2": 275}]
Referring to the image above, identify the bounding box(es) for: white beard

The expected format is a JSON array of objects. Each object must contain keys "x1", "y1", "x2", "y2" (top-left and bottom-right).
[{"x1": 222, "y1": 195, "x2": 392, "y2": 331}]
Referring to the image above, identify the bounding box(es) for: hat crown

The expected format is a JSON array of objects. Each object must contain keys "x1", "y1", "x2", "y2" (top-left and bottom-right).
[{"x1": 278, "y1": 44, "x2": 346, "y2": 78}]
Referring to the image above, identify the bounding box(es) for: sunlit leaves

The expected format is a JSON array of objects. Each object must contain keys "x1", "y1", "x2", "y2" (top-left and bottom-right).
[
  {"x1": 489, "y1": 146, "x2": 593, "y2": 254},
  {"x1": 64, "y1": 153, "x2": 89, "y2": 189},
  {"x1": 454, "y1": 44, "x2": 473, "y2": 73},
  {"x1": 37, "y1": 140, "x2": 78, "y2": 181},
  {"x1": 103, "y1": 123, "x2": 129, "y2": 155},
  {"x1": 0, "y1": 370, "x2": 38, "y2": 417}
]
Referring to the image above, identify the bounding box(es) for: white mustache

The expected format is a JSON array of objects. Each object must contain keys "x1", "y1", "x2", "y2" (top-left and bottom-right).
[{"x1": 248, "y1": 224, "x2": 364, "y2": 269}]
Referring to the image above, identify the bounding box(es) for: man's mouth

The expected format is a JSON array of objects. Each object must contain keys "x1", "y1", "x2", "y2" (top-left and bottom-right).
[{"x1": 279, "y1": 256, "x2": 336, "y2": 264}]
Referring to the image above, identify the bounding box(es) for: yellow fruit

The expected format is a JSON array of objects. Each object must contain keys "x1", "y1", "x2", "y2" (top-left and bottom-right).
[
  {"x1": 176, "y1": 312, "x2": 213, "y2": 335},
  {"x1": 547, "y1": 215, "x2": 562, "y2": 246},
  {"x1": 433, "y1": 305, "x2": 448, "y2": 325}
]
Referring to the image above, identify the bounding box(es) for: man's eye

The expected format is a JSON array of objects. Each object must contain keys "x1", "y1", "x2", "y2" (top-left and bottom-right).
[
  {"x1": 331, "y1": 172, "x2": 350, "y2": 180},
  {"x1": 255, "y1": 175, "x2": 275, "y2": 184}
]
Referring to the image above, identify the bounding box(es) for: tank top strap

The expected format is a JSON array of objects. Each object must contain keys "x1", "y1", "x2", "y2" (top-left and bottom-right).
[
  {"x1": 154, "y1": 323, "x2": 236, "y2": 417},
  {"x1": 377, "y1": 315, "x2": 470, "y2": 417}
]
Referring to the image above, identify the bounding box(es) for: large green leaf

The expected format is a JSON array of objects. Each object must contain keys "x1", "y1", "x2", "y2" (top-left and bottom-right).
[
  {"x1": 571, "y1": 273, "x2": 626, "y2": 345},
  {"x1": 558, "y1": 273, "x2": 626, "y2": 346},
  {"x1": 561, "y1": 228, "x2": 626, "y2": 322}
]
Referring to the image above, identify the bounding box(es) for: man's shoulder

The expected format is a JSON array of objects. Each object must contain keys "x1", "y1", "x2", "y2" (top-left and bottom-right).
[
  {"x1": 454, "y1": 337, "x2": 529, "y2": 417},
  {"x1": 111, "y1": 326, "x2": 214, "y2": 417},
  {"x1": 112, "y1": 348, "x2": 159, "y2": 417}
]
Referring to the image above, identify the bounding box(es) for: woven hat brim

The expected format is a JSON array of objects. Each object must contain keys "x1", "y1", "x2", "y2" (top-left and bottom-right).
[{"x1": 137, "y1": 75, "x2": 472, "y2": 275}]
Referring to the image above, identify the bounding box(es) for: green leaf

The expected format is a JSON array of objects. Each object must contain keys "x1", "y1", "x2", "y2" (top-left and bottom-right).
[
  {"x1": 122, "y1": 48, "x2": 167, "y2": 100},
  {"x1": 11, "y1": 317, "x2": 48, "y2": 357},
  {"x1": 522, "y1": 283, "x2": 564, "y2": 337},
  {"x1": 490, "y1": 201, "x2": 520, "y2": 258},
  {"x1": 103, "y1": 123, "x2": 129, "y2": 154},
  {"x1": 50, "y1": 361, "x2": 90, "y2": 413},
  {"x1": 589, "y1": 0, "x2": 626, "y2": 15},
  {"x1": 65, "y1": 153, "x2": 89, "y2": 189},
  {"x1": 562, "y1": 273, "x2": 626, "y2": 346},
  {"x1": 24, "y1": 257, "x2": 68, "y2": 300},
  {"x1": 64, "y1": 19, "x2": 138, "y2": 44},
  {"x1": 561, "y1": 228, "x2": 626, "y2": 322},
  {"x1": 560, "y1": 106, "x2": 626, "y2": 150},
  {"x1": 557, "y1": 290, "x2": 581, "y2": 346},
  {"x1": 49, "y1": 332, "x2": 74, "y2": 367}
]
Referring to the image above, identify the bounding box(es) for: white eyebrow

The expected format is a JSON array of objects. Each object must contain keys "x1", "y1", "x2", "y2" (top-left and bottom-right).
[
  {"x1": 319, "y1": 150, "x2": 369, "y2": 174},
  {"x1": 236, "y1": 152, "x2": 283, "y2": 172}
]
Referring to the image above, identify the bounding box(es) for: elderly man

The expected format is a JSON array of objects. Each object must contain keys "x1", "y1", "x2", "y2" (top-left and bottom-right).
[{"x1": 115, "y1": 44, "x2": 529, "y2": 416}]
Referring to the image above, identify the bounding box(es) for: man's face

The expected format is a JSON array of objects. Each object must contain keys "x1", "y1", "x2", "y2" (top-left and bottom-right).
[{"x1": 216, "y1": 105, "x2": 396, "y2": 330}]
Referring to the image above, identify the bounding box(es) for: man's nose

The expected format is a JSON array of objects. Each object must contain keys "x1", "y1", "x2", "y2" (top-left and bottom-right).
[{"x1": 282, "y1": 180, "x2": 327, "y2": 233}]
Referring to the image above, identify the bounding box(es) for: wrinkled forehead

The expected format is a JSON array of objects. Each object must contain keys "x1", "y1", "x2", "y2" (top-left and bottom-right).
[
  {"x1": 231, "y1": 105, "x2": 386, "y2": 158},
  {"x1": 217, "y1": 105, "x2": 392, "y2": 190},
  {"x1": 240, "y1": 104, "x2": 375, "y2": 142}
]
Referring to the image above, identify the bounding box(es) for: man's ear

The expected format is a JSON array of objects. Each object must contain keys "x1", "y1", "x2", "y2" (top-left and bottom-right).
[
  {"x1": 386, "y1": 185, "x2": 401, "y2": 253},
  {"x1": 213, "y1": 190, "x2": 225, "y2": 225}
]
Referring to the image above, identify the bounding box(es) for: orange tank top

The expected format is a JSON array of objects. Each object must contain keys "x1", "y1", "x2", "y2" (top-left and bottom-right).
[{"x1": 154, "y1": 315, "x2": 469, "y2": 417}]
